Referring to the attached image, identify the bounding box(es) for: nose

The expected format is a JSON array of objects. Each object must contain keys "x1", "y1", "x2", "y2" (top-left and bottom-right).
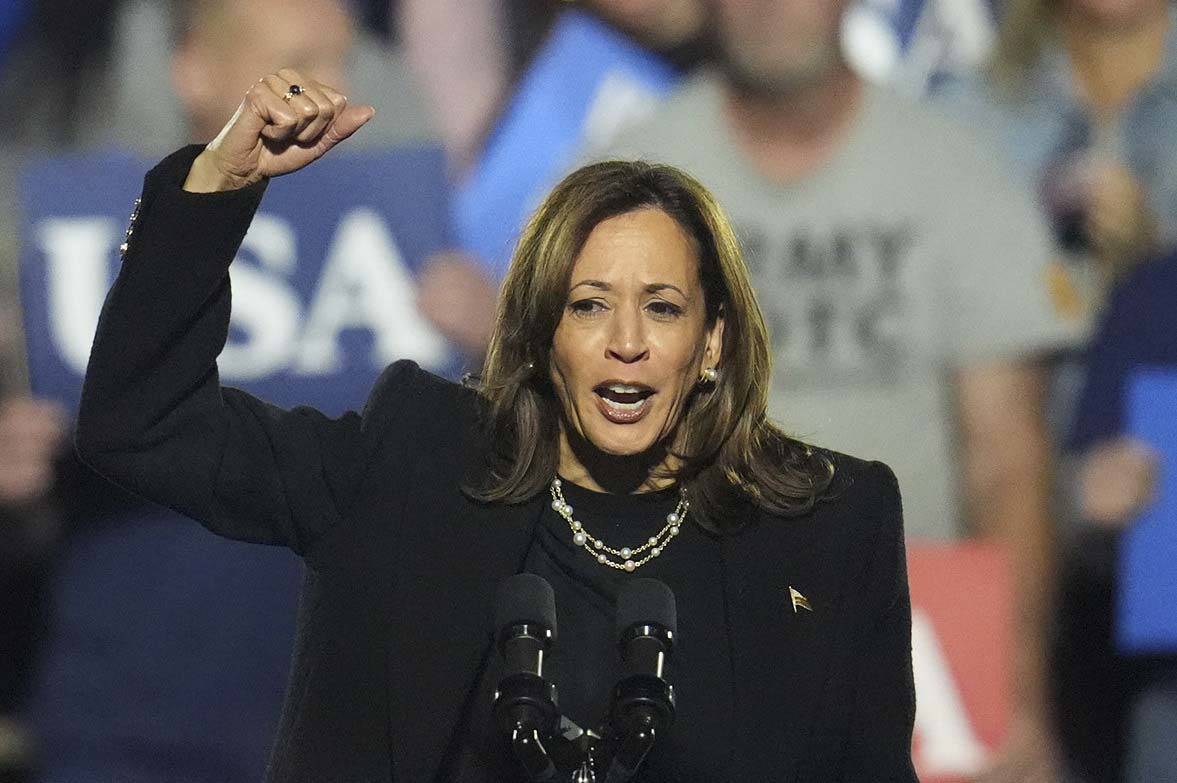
[{"x1": 605, "y1": 305, "x2": 649, "y2": 364}]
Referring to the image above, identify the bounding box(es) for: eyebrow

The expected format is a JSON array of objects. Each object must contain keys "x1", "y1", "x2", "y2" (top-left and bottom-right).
[{"x1": 569, "y1": 280, "x2": 691, "y2": 299}]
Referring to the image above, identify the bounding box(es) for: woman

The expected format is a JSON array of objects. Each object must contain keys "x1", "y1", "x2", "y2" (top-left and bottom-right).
[
  {"x1": 76, "y1": 69, "x2": 915, "y2": 782},
  {"x1": 943, "y1": 0, "x2": 1175, "y2": 312},
  {"x1": 940, "y1": 2, "x2": 1175, "y2": 779}
]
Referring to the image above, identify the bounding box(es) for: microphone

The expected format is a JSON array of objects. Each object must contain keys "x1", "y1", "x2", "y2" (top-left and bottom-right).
[
  {"x1": 604, "y1": 578, "x2": 677, "y2": 782},
  {"x1": 492, "y1": 573, "x2": 560, "y2": 781}
]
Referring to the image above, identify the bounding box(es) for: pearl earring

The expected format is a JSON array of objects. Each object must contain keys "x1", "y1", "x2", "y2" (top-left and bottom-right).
[{"x1": 699, "y1": 367, "x2": 719, "y2": 384}]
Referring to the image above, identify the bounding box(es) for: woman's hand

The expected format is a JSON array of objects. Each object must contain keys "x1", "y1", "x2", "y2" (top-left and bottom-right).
[
  {"x1": 184, "y1": 68, "x2": 376, "y2": 193},
  {"x1": 1079, "y1": 436, "x2": 1159, "y2": 527},
  {"x1": 1085, "y1": 160, "x2": 1157, "y2": 280}
]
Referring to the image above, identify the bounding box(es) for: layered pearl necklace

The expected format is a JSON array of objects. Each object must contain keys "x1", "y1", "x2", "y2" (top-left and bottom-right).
[{"x1": 548, "y1": 477, "x2": 689, "y2": 572}]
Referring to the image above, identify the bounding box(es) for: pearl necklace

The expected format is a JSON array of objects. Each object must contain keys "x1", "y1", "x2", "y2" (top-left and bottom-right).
[{"x1": 548, "y1": 477, "x2": 689, "y2": 572}]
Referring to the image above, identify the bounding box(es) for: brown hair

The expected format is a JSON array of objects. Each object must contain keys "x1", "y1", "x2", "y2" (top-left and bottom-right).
[{"x1": 464, "y1": 160, "x2": 833, "y2": 531}]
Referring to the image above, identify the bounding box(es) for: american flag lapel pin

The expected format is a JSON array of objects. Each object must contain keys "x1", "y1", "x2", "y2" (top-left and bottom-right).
[{"x1": 788, "y1": 586, "x2": 812, "y2": 613}]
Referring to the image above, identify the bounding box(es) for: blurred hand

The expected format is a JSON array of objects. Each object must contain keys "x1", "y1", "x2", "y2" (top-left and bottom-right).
[
  {"x1": 184, "y1": 68, "x2": 376, "y2": 193},
  {"x1": 0, "y1": 397, "x2": 67, "y2": 505},
  {"x1": 970, "y1": 710, "x2": 1059, "y2": 783},
  {"x1": 416, "y1": 251, "x2": 497, "y2": 361},
  {"x1": 1079, "y1": 437, "x2": 1158, "y2": 527},
  {"x1": 1085, "y1": 160, "x2": 1157, "y2": 279}
]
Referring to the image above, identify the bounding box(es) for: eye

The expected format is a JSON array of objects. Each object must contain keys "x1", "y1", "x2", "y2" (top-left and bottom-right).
[
  {"x1": 646, "y1": 299, "x2": 684, "y2": 319},
  {"x1": 568, "y1": 298, "x2": 607, "y2": 317}
]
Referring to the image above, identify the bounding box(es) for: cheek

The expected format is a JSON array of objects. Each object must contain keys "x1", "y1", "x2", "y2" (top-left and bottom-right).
[
  {"x1": 654, "y1": 329, "x2": 707, "y2": 376},
  {"x1": 548, "y1": 355, "x2": 572, "y2": 406},
  {"x1": 653, "y1": 341, "x2": 704, "y2": 414},
  {"x1": 549, "y1": 333, "x2": 586, "y2": 414}
]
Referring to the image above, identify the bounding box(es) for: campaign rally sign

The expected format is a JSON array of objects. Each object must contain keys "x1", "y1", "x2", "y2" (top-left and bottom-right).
[
  {"x1": 20, "y1": 147, "x2": 458, "y2": 418},
  {"x1": 908, "y1": 542, "x2": 1012, "y2": 782},
  {"x1": 1118, "y1": 369, "x2": 1177, "y2": 654},
  {"x1": 454, "y1": 9, "x2": 680, "y2": 280}
]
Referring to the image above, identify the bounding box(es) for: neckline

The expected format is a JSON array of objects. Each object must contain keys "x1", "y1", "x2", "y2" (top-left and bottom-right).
[{"x1": 554, "y1": 476, "x2": 681, "y2": 516}]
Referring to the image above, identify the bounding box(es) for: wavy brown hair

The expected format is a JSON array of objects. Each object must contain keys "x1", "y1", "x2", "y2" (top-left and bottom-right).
[{"x1": 464, "y1": 160, "x2": 833, "y2": 531}]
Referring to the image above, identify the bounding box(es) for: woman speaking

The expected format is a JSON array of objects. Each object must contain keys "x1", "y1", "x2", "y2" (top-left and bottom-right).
[{"x1": 76, "y1": 69, "x2": 917, "y2": 782}]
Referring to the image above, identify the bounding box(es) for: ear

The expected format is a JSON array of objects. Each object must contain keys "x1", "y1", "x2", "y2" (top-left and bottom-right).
[{"x1": 703, "y1": 309, "x2": 725, "y2": 368}]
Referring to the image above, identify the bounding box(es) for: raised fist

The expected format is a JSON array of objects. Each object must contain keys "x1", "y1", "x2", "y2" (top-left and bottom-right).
[{"x1": 184, "y1": 68, "x2": 376, "y2": 193}]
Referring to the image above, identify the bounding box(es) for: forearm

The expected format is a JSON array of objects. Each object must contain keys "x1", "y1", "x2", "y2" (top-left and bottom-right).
[
  {"x1": 76, "y1": 146, "x2": 270, "y2": 527},
  {"x1": 957, "y1": 363, "x2": 1055, "y2": 717},
  {"x1": 975, "y1": 448, "x2": 1054, "y2": 717},
  {"x1": 77, "y1": 146, "x2": 266, "y2": 457}
]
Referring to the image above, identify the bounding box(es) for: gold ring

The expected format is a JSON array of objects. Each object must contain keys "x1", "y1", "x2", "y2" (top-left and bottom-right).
[{"x1": 282, "y1": 84, "x2": 303, "y2": 102}]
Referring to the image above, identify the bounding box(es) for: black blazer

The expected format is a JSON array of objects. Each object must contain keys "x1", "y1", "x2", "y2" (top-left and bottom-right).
[{"x1": 76, "y1": 147, "x2": 918, "y2": 782}]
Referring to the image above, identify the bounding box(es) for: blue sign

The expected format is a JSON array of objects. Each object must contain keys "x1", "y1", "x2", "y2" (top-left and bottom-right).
[
  {"x1": 1118, "y1": 369, "x2": 1177, "y2": 654},
  {"x1": 454, "y1": 9, "x2": 680, "y2": 280},
  {"x1": 20, "y1": 147, "x2": 459, "y2": 418}
]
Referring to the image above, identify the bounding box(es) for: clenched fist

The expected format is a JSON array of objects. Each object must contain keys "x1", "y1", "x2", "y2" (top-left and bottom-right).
[{"x1": 184, "y1": 68, "x2": 376, "y2": 193}]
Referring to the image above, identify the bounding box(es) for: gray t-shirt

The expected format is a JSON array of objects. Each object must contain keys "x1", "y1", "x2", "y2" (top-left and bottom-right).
[{"x1": 600, "y1": 72, "x2": 1083, "y2": 540}]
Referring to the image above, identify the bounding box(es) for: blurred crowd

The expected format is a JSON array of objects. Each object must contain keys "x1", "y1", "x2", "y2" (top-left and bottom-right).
[{"x1": 0, "y1": 1, "x2": 1174, "y2": 782}]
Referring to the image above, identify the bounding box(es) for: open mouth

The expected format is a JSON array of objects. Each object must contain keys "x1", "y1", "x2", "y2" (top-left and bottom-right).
[{"x1": 593, "y1": 383, "x2": 655, "y2": 423}]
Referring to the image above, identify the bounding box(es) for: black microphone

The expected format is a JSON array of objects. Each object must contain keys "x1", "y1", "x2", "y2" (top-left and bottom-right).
[
  {"x1": 604, "y1": 578, "x2": 677, "y2": 782},
  {"x1": 492, "y1": 573, "x2": 560, "y2": 781}
]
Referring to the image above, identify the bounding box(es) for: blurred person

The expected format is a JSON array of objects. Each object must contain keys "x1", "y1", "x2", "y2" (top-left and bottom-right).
[
  {"x1": 82, "y1": 0, "x2": 432, "y2": 155},
  {"x1": 602, "y1": 1, "x2": 1084, "y2": 780},
  {"x1": 1060, "y1": 251, "x2": 1176, "y2": 783},
  {"x1": 172, "y1": 0, "x2": 353, "y2": 141},
  {"x1": 944, "y1": 0, "x2": 1176, "y2": 315},
  {"x1": 939, "y1": 4, "x2": 1177, "y2": 778}
]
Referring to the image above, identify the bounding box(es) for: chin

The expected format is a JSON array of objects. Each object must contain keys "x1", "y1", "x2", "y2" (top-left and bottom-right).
[
  {"x1": 584, "y1": 425, "x2": 664, "y2": 459},
  {"x1": 589, "y1": 435, "x2": 658, "y2": 458}
]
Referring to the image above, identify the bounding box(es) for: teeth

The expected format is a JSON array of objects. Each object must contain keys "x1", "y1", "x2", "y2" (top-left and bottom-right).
[
  {"x1": 602, "y1": 398, "x2": 646, "y2": 411},
  {"x1": 607, "y1": 384, "x2": 646, "y2": 394}
]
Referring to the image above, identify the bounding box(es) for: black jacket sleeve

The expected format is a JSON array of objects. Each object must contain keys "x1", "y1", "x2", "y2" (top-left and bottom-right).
[
  {"x1": 841, "y1": 462, "x2": 919, "y2": 782},
  {"x1": 75, "y1": 146, "x2": 371, "y2": 556}
]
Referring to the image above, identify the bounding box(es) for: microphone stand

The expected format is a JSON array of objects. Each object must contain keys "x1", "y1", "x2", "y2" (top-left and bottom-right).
[
  {"x1": 600, "y1": 672, "x2": 674, "y2": 782},
  {"x1": 524, "y1": 651, "x2": 675, "y2": 783},
  {"x1": 495, "y1": 575, "x2": 678, "y2": 782},
  {"x1": 599, "y1": 621, "x2": 676, "y2": 783},
  {"x1": 495, "y1": 669, "x2": 558, "y2": 781}
]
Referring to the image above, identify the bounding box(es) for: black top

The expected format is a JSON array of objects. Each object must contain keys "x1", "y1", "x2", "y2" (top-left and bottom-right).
[
  {"x1": 76, "y1": 146, "x2": 918, "y2": 782},
  {"x1": 454, "y1": 480, "x2": 731, "y2": 780}
]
